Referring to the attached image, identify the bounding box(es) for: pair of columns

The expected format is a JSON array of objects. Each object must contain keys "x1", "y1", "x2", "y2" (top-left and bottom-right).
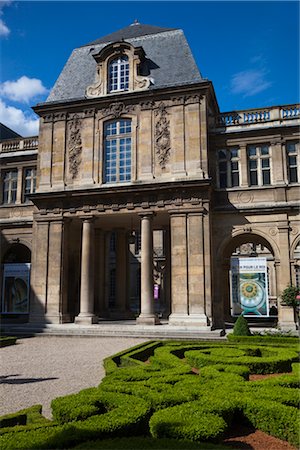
[{"x1": 75, "y1": 214, "x2": 159, "y2": 325}]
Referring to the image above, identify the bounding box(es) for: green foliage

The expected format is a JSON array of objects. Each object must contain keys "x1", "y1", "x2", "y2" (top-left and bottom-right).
[
  {"x1": 0, "y1": 405, "x2": 48, "y2": 430},
  {"x1": 233, "y1": 315, "x2": 251, "y2": 336},
  {"x1": 0, "y1": 336, "x2": 17, "y2": 347},
  {"x1": 73, "y1": 437, "x2": 229, "y2": 449},
  {"x1": 1, "y1": 340, "x2": 299, "y2": 449},
  {"x1": 227, "y1": 333, "x2": 299, "y2": 346},
  {"x1": 185, "y1": 345, "x2": 298, "y2": 374},
  {"x1": 281, "y1": 284, "x2": 299, "y2": 308}
]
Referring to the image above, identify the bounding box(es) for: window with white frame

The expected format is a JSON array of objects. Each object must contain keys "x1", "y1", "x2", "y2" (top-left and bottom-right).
[
  {"x1": 2, "y1": 169, "x2": 18, "y2": 204},
  {"x1": 247, "y1": 144, "x2": 271, "y2": 186},
  {"x1": 286, "y1": 141, "x2": 299, "y2": 183},
  {"x1": 104, "y1": 119, "x2": 131, "y2": 183},
  {"x1": 108, "y1": 56, "x2": 129, "y2": 93},
  {"x1": 23, "y1": 168, "x2": 36, "y2": 202},
  {"x1": 217, "y1": 148, "x2": 240, "y2": 188}
]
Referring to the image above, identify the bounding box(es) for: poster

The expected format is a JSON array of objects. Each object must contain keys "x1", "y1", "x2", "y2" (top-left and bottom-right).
[
  {"x1": 2, "y1": 263, "x2": 30, "y2": 314},
  {"x1": 231, "y1": 257, "x2": 269, "y2": 317}
]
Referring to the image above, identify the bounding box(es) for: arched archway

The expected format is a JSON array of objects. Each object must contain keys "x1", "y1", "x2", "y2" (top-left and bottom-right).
[
  {"x1": 213, "y1": 232, "x2": 278, "y2": 326},
  {"x1": 1, "y1": 243, "x2": 31, "y2": 317}
]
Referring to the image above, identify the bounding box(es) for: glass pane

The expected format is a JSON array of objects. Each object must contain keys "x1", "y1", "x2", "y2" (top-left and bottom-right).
[
  {"x1": 288, "y1": 156, "x2": 297, "y2": 166},
  {"x1": 231, "y1": 161, "x2": 238, "y2": 171},
  {"x1": 262, "y1": 170, "x2": 271, "y2": 185},
  {"x1": 262, "y1": 158, "x2": 270, "y2": 168},
  {"x1": 232, "y1": 172, "x2": 239, "y2": 187},
  {"x1": 231, "y1": 148, "x2": 239, "y2": 158},
  {"x1": 250, "y1": 171, "x2": 258, "y2": 186},
  {"x1": 249, "y1": 160, "x2": 257, "y2": 169},
  {"x1": 287, "y1": 142, "x2": 296, "y2": 153},
  {"x1": 219, "y1": 161, "x2": 227, "y2": 171},
  {"x1": 261, "y1": 145, "x2": 269, "y2": 155},
  {"x1": 289, "y1": 167, "x2": 298, "y2": 183},
  {"x1": 248, "y1": 146, "x2": 256, "y2": 156}
]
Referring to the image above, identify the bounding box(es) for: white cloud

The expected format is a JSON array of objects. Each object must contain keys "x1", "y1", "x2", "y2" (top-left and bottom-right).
[
  {"x1": 0, "y1": 17, "x2": 9, "y2": 36},
  {"x1": 0, "y1": 76, "x2": 48, "y2": 103},
  {"x1": 0, "y1": 1, "x2": 12, "y2": 37},
  {"x1": 230, "y1": 69, "x2": 272, "y2": 97},
  {"x1": 0, "y1": 99, "x2": 39, "y2": 136}
]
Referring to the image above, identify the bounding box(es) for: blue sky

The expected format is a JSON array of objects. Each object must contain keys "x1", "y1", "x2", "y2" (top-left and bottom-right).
[{"x1": 0, "y1": 1, "x2": 299, "y2": 136}]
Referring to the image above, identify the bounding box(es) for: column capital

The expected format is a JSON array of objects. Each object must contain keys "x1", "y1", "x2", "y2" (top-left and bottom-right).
[
  {"x1": 80, "y1": 215, "x2": 94, "y2": 223},
  {"x1": 138, "y1": 212, "x2": 156, "y2": 219}
]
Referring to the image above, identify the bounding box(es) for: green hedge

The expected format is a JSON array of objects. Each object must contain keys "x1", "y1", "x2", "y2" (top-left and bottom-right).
[
  {"x1": 0, "y1": 405, "x2": 49, "y2": 431},
  {"x1": 242, "y1": 398, "x2": 300, "y2": 447},
  {"x1": 227, "y1": 333, "x2": 299, "y2": 346},
  {"x1": 1, "y1": 339, "x2": 299, "y2": 449},
  {"x1": 149, "y1": 397, "x2": 237, "y2": 442},
  {"x1": 0, "y1": 337, "x2": 17, "y2": 347},
  {"x1": 185, "y1": 345, "x2": 298, "y2": 374},
  {"x1": 73, "y1": 437, "x2": 230, "y2": 449}
]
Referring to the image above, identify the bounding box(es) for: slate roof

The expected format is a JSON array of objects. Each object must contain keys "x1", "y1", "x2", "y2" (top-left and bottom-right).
[
  {"x1": 0, "y1": 123, "x2": 22, "y2": 140},
  {"x1": 46, "y1": 23, "x2": 203, "y2": 104}
]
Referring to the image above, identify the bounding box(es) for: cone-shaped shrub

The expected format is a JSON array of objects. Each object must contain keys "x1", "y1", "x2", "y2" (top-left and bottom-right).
[{"x1": 233, "y1": 315, "x2": 251, "y2": 336}]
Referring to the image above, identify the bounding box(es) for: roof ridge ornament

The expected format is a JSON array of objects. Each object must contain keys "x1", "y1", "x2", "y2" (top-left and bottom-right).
[{"x1": 130, "y1": 19, "x2": 140, "y2": 26}]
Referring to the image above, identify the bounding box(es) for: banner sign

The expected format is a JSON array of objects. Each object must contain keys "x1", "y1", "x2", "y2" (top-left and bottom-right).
[
  {"x1": 2, "y1": 263, "x2": 30, "y2": 314},
  {"x1": 231, "y1": 257, "x2": 269, "y2": 317}
]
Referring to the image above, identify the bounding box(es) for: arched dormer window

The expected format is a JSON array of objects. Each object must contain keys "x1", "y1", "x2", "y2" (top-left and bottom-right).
[
  {"x1": 86, "y1": 41, "x2": 150, "y2": 98},
  {"x1": 109, "y1": 56, "x2": 129, "y2": 92}
]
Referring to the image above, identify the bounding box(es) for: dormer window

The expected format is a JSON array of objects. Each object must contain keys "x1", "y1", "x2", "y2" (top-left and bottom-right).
[
  {"x1": 109, "y1": 56, "x2": 129, "y2": 92},
  {"x1": 86, "y1": 41, "x2": 150, "y2": 98}
]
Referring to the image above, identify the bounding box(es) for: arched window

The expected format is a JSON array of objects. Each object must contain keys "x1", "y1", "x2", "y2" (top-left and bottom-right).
[
  {"x1": 104, "y1": 119, "x2": 131, "y2": 183},
  {"x1": 108, "y1": 56, "x2": 129, "y2": 93}
]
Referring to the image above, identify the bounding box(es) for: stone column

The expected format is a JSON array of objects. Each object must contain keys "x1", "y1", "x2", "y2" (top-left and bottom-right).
[
  {"x1": 137, "y1": 213, "x2": 160, "y2": 325},
  {"x1": 75, "y1": 218, "x2": 97, "y2": 324}
]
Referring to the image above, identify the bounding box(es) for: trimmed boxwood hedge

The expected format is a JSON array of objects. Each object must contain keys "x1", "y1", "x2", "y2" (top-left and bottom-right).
[
  {"x1": 0, "y1": 336, "x2": 17, "y2": 347},
  {"x1": 1, "y1": 339, "x2": 299, "y2": 449},
  {"x1": 185, "y1": 345, "x2": 298, "y2": 374}
]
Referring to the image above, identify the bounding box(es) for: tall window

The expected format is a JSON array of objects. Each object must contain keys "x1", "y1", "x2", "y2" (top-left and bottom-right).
[
  {"x1": 2, "y1": 170, "x2": 17, "y2": 204},
  {"x1": 218, "y1": 148, "x2": 240, "y2": 188},
  {"x1": 104, "y1": 119, "x2": 131, "y2": 183},
  {"x1": 23, "y1": 168, "x2": 36, "y2": 202},
  {"x1": 108, "y1": 56, "x2": 129, "y2": 93},
  {"x1": 247, "y1": 144, "x2": 271, "y2": 186},
  {"x1": 286, "y1": 141, "x2": 299, "y2": 183}
]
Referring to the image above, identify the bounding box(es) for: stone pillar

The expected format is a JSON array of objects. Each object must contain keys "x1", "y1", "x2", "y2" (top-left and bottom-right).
[
  {"x1": 30, "y1": 218, "x2": 70, "y2": 324},
  {"x1": 277, "y1": 224, "x2": 295, "y2": 329},
  {"x1": 75, "y1": 218, "x2": 97, "y2": 324},
  {"x1": 239, "y1": 144, "x2": 248, "y2": 187},
  {"x1": 137, "y1": 213, "x2": 160, "y2": 325},
  {"x1": 168, "y1": 210, "x2": 209, "y2": 327}
]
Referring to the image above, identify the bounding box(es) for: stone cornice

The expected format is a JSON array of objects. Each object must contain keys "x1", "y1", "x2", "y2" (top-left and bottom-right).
[{"x1": 33, "y1": 81, "x2": 213, "y2": 117}]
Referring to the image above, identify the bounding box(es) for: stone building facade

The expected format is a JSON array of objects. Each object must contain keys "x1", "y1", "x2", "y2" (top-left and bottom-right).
[{"x1": 1, "y1": 23, "x2": 299, "y2": 329}]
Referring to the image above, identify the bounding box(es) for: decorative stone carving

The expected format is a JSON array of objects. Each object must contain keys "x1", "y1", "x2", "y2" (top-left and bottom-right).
[
  {"x1": 269, "y1": 227, "x2": 278, "y2": 236},
  {"x1": 154, "y1": 102, "x2": 171, "y2": 169},
  {"x1": 102, "y1": 102, "x2": 133, "y2": 118},
  {"x1": 237, "y1": 192, "x2": 254, "y2": 203},
  {"x1": 53, "y1": 112, "x2": 67, "y2": 122},
  {"x1": 86, "y1": 65, "x2": 104, "y2": 98},
  {"x1": 184, "y1": 94, "x2": 202, "y2": 105},
  {"x1": 68, "y1": 114, "x2": 82, "y2": 179}
]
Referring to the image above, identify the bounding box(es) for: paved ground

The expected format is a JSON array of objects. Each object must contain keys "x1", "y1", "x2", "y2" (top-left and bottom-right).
[{"x1": 0, "y1": 336, "x2": 147, "y2": 419}]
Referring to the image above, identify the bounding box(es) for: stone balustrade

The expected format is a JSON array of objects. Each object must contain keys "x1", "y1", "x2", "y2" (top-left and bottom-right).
[
  {"x1": 0, "y1": 136, "x2": 39, "y2": 154},
  {"x1": 215, "y1": 104, "x2": 300, "y2": 130}
]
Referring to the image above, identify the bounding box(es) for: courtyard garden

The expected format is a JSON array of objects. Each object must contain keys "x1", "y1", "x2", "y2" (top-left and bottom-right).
[{"x1": 0, "y1": 334, "x2": 299, "y2": 450}]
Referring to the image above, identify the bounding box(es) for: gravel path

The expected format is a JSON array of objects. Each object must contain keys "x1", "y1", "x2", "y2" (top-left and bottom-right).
[{"x1": 0, "y1": 336, "x2": 147, "y2": 419}]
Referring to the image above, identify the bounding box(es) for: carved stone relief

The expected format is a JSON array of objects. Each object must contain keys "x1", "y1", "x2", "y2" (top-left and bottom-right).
[
  {"x1": 154, "y1": 102, "x2": 171, "y2": 169},
  {"x1": 102, "y1": 102, "x2": 134, "y2": 118},
  {"x1": 68, "y1": 114, "x2": 82, "y2": 179}
]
